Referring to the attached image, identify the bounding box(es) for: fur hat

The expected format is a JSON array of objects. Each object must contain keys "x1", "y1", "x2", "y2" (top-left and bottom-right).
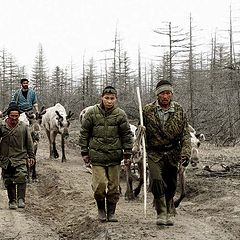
[{"x1": 155, "y1": 80, "x2": 173, "y2": 96}]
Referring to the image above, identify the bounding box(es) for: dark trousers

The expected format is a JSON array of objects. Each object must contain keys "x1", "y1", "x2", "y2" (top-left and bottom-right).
[
  {"x1": 148, "y1": 154, "x2": 178, "y2": 200},
  {"x1": 2, "y1": 162, "x2": 27, "y2": 187}
]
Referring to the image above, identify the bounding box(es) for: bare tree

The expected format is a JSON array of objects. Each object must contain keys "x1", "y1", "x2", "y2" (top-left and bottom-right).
[{"x1": 31, "y1": 44, "x2": 49, "y2": 107}]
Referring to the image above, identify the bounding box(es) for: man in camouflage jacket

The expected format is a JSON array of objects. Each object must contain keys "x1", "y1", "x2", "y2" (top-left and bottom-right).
[
  {"x1": 143, "y1": 80, "x2": 191, "y2": 226},
  {"x1": 79, "y1": 86, "x2": 133, "y2": 222},
  {"x1": 0, "y1": 104, "x2": 35, "y2": 209}
]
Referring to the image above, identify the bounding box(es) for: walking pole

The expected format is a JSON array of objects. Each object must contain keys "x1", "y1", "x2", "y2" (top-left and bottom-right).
[{"x1": 136, "y1": 87, "x2": 147, "y2": 219}]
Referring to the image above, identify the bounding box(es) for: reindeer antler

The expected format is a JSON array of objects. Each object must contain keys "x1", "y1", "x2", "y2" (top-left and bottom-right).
[
  {"x1": 36, "y1": 106, "x2": 46, "y2": 120},
  {"x1": 67, "y1": 111, "x2": 74, "y2": 119},
  {"x1": 55, "y1": 110, "x2": 63, "y2": 121}
]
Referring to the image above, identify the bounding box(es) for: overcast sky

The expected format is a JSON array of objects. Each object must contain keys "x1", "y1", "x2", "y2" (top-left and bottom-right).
[{"x1": 0, "y1": 0, "x2": 239, "y2": 73}]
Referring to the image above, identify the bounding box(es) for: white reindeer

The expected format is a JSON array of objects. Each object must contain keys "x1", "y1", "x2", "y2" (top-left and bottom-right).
[{"x1": 42, "y1": 103, "x2": 73, "y2": 162}]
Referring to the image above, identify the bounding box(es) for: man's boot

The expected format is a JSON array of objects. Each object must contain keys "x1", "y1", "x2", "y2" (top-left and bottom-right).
[
  {"x1": 107, "y1": 201, "x2": 118, "y2": 222},
  {"x1": 7, "y1": 184, "x2": 17, "y2": 210},
  {"x1": 17, "y1": 183, "x2": 26, "y2": 208},
  {"x1": 155, "y1": 197, "x2": 167, "y2": 225},
  {"x1": 166, "y1": 198, "x2": 175, "y2": 226},
  {"x1": 96, "y1": 200, "x2": 106, "y2": 222}
]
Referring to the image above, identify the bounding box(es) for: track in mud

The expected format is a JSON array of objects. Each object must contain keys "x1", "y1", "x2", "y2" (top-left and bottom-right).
[{"x1": 1, "y1": 123, "x2": 240, "y2": 240}]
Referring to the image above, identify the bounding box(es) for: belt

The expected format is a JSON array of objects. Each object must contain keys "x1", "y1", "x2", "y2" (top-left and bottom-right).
[{"x1": 149, "y1": 143, "x2": 178, "y2": 152}]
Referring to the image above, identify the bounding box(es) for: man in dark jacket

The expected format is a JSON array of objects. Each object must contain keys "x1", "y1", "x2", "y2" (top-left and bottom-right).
[
  {"x1": 0, "y1": 104, "x2": 35, "y2": 209},
  {"x1": 79, "y1": 86, "x2": 133, "y2": 222},
  {"x1": 143, "y1": 80, "x2": 191, "y2": 226}
]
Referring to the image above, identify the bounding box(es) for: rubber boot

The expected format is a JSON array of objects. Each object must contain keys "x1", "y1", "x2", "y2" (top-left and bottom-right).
[
  {"x1": 166, "y1": 198, "x2": 175, "y2": 226},
  {"x1": 7, "y1": 184, "x2": 17, "y2": 210},
  {"x1": 155, "y1": 197, "x2": 167, "y2": 225},
  {"x1": 17, "y1": 183, "x2": 26, "y2": 208},
  {"x1": 107, "y1": 201, "x2": 118, "y2": 222},
  {"x1": 96, "y1": 200, "x2": 106, "y2": 222}
]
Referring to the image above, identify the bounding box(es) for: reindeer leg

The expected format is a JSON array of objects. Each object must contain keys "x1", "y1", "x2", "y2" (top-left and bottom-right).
[
  {"x1": 49, "y1": 131, "x2": 58, "y2": 159},
  {"x1": 32, "y1": 161, "x2": 37, "y2": 181},
  {"x1": 134, "y1": 161, "x2": 144, "y2": 197},
  {"x1": 125, "y1": 164, "x2": 134, "y2": 200},
  {"x1": 53, "y1": 142, "x2": 59, "y2": 158},
  {"x1": 26, "y1": 160, "x2": 31, "y2": 183},
  {"x1": 174, "y1": 165, "x2": 185, "y2": 208},
  {"x1": 61, "y1": 135, "x2": 66, "y2": 162},
  {"x1": 31, "y1": 143, "x2": 38, "y2": 181}
]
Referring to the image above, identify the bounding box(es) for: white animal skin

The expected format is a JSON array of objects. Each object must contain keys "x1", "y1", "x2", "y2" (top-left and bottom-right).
[
  {"x1": 79, "y1": 106, "x2": 94, "y2": 124},
  {"x1": 19, "y1": 112, "x2": 30, "y2": 126},
  {"x1": 188, "y1": 124, "x2": 206, "y2": 166}
]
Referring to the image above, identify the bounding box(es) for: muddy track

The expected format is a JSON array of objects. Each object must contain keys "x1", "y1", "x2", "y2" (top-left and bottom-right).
[{"x1": 0, "y1": 123, "x2": 240, "y2": 239}]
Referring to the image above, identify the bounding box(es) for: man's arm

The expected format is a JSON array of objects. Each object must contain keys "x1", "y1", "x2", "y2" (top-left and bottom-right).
[
  {"x1": 33, "y1": 103, "x2": 39, "y2": 113},
  {"x1": 31, "y1": 89, "x2": 39, "y2": 113}
]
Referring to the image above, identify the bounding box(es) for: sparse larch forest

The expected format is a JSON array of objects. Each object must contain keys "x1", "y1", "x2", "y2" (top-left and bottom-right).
[{"x1": 1, "y1": 17, "x2": 240, "y2": 146}]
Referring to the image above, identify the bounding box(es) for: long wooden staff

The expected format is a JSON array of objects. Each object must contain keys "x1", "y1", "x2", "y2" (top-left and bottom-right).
[{"x1": 136, "y1": 87, "x2": 147, "y2": 218}]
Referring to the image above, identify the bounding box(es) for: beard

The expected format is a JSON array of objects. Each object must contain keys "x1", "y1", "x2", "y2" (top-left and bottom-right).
[{"x1": 22, "y1": 86, "x2": 28, "y2": 91}]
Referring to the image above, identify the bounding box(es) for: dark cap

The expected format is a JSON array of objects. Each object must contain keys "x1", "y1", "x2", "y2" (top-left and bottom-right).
[
  {"x1": 102, "y1": 86, "x2": 117, "y2": 96},
  {"x1": 20, "y1": 78, "x2": 29, "y2": 84},
  {"x1": 156, "y1": 80, "x2": 172, "y2": 88},
  {"x1": 7, "y1": 103, "x2": 21, "y2": 115}
]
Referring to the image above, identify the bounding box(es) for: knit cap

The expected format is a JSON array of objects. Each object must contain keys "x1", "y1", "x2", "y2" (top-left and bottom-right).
[{"x1": 155, "y1": 80, "x2": 173, "y2": 96}]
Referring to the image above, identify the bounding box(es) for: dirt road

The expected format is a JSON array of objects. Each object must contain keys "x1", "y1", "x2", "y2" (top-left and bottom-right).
[{"x1": 0, "y1": 122, "x2": 240, "y2": 239}]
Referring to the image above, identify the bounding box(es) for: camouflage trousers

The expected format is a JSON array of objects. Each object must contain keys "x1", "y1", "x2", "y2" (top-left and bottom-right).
[
  {"x1": 148, "y1": 151, "x2": 178, "y2": 200},
  {"x1": 91, "y1": 165, "x2": 120, "y2": 203},
  {"x1": 2, "y1": 162, "x2": 27, "y2": 188}
]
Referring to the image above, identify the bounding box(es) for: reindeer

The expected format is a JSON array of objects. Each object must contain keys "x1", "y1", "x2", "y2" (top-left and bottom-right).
[
  {"x1": 22, "y1": 107, "x2": 46, "y2": 182},
  {"x1": 42, "y1": 103, "x2": 74, "y2": 162},
  {"x1": 125, "y1": 124, "x2": 205, "y2": 209},
  {"x1": 173, "y1": 125, "x2": 205, "y2": 208}
]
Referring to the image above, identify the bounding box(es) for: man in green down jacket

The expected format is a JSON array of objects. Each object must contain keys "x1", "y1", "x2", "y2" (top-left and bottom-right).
[
  {"x1": 0, "y1": 104, "x2": 35, "y2": 209},
  {"x1": 143, "y1": 80, "x2": 191, "y2": 226},
  {"x1": 79, "y1": 86, "x2": 133, "y2": 222}
]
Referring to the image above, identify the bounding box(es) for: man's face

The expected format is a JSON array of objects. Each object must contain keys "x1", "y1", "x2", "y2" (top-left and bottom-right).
[
  {"x1": 21, "y1": 81, "x2": 29, "y2": 90},
  {"x1": 158, "y1": 90, "x2": 173, "y2": 107},
  {"x1": 102, "y1": 93, "x2": 117, "y2": 110},
  {"x1": 8, "y1": 111, "x2": 20, "y2": 124}
]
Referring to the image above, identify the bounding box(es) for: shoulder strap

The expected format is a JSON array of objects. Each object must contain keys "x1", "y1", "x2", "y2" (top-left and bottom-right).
[{"x1": 1, "y1": 121, "x2": 21, "y2": 140}]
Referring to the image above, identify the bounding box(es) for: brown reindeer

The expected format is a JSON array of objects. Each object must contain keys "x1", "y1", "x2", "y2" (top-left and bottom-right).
[{"x1": 25, "y1": 107, "x2": 46, "y2": 182}]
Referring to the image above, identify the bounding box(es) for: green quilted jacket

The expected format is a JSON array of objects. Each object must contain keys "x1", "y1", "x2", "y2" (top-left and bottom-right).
[{"x1": 79, "y1": 104, "x2": 133, "y2": 166}]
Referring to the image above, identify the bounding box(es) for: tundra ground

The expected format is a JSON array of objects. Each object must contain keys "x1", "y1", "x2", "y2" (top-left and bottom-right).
[{"x1": 0, "y1": 121, "x2": 239, "y2": 240}]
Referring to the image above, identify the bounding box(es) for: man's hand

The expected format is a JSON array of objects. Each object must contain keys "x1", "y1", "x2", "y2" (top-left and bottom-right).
[
  {"x1": 138, "y1": 125, "x2": 146, "y2": 133},
  {"x1": 27, "y1": 158, "x2": 35, "y2": 167},
  {"x1": 82, "y1": 155, "x2": 91, "y2": 165},
  {"x1": 124, "y1": 158, "x2": 132, "y2": 166},
  {"x1": 180, "y1": 156, "x2": 190, "y2": 167}
]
